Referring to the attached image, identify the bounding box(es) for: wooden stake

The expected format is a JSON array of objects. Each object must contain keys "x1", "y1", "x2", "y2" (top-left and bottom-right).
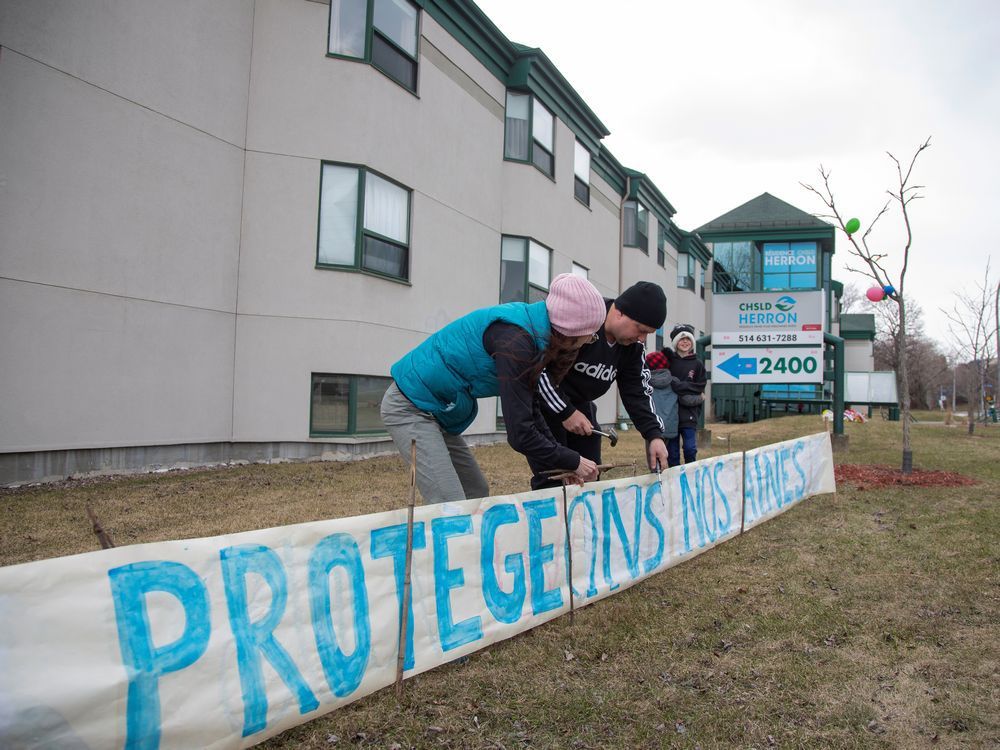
[
  {"x1": 85, "y1": 504, "x2": 115, "y2": 549},
  {"x1": 561, "y1": 484, "x2": 575, "y2": 626},
  {"x1": 395, "y1": 439, "x2": 417, "y2": 699},
  {"x1": 739, "y1": 451, "x2": 747, "y2": 535}
]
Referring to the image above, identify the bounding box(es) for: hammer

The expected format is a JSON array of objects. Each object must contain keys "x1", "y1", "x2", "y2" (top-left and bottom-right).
[{"x1": 593, "y1": 426, "x2": 618, "y2": 447}]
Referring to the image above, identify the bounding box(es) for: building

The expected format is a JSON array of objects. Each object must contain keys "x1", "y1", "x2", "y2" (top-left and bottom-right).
[
  {"x1": 0, "y1": 0, "x2": 708, "y2": 485},
  {"x1": 696, "y1": 192, "x2": 839, "y2": 422}
]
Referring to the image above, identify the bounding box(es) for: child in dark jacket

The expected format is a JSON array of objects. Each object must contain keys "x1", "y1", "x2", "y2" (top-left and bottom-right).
[{"x1": 665, "y1": 324, "x2": 706, "y2": 466}]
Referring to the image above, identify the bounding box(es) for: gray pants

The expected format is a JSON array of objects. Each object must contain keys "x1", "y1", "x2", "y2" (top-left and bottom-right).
[{"x1": 380, "y1": 382, "x2": 490, "y2": 504}]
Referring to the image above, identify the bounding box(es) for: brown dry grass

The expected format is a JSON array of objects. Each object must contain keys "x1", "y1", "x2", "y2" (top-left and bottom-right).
[{"x1": 2, "y1": 413, "x2": 998, "y2": 748}]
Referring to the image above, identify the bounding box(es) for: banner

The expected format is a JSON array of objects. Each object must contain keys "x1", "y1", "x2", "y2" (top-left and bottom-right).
[{"x1": 0, "y1": 434, "x2": 834, "y2": 749}]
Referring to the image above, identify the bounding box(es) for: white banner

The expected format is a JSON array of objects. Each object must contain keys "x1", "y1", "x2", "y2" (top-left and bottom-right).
[
  {"x1": 742, "y1": 433, "x2": 835, "y2": 531},
  {"x1": 0, "y1": 436, "x2": 835, "y2": 749}
]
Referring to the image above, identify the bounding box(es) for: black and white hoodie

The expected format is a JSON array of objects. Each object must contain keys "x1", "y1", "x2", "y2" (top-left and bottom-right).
[{"x1": 537, "y1": 300, "x2": 664, "y2": 440}]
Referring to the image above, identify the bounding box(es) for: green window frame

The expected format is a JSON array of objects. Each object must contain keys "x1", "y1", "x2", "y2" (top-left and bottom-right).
[
  {"x1": 504, "y1": 91, "x2": 555, "y2": 178},
  {"x1": 499, "y1": 235, "x2": 552, "y2": 303},
  {"x1": 327, "y1": 0, "x2": 420, "y2": 93},
  {"x1": 317, "y1": 161, "x2": 412, "y2": 282},
  {"x1": 310, "y1": 373, "x2": 392, "y2": 436},
  {"x1": 574, "y1": 140, "x2": 591, "y2": 206},
  {"x1": 677, "y1": 252, "x2": 696, "y2": 290},
  {"x1": 656, "y1": 224, "x2": 666, "y2": 267},
  {"x1": 624, "y1": 200, "x2": 648, "y2": 253}
]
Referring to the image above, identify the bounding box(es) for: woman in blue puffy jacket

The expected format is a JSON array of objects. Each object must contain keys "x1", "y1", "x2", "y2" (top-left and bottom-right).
[{"x1": 380, "y1": 274, "x2": 608, "y2": 503}]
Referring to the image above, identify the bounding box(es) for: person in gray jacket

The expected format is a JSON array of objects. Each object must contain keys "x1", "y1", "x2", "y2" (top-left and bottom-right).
[{"x1": 644, "y1": 349, "x2": 679, "y2": 442}]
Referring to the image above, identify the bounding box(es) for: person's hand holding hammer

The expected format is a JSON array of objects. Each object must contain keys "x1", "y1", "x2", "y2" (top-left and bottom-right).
[{"x1": 561, "y1": 409, "x2": 593, "y2": 436}]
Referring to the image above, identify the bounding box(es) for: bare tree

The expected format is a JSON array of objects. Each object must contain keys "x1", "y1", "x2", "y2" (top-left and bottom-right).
[
  {"x1": 839, "y1": 281, "x2": 867, "y2": 314},
  {"x1": 871, "y1": 301, "x2": 948, "y2": 410},
  {"x1": 802, "y1": 137, "x2": 931, "y2": 473},
  {"x1": 942, "y1": 260, "x2": 998, "y2": 433}
]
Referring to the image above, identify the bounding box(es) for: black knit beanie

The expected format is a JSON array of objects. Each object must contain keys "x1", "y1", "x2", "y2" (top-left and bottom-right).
[{"x1": 614, "y1": 281, "x2": 667, "y2": 329}]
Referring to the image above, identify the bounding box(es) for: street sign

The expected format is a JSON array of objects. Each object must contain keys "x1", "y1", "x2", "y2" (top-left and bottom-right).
[
  {"x1": 712, "y1": 347, "x2": 824, "y2": 384},
  {"x1": 712, "y1": 291, "x2": 825, "y2": 342}
]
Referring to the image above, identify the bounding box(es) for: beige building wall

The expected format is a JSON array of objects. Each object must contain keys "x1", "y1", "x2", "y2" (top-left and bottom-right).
[
  {"x1": 845, "y1": 341, "x2": 875, "y2": 372},
  {"x1": 0, "y1": 0, "x2": 706, "y2": 481},
  {"x1": 0, "y1": 1, "x2": 252, "y2": 457}
]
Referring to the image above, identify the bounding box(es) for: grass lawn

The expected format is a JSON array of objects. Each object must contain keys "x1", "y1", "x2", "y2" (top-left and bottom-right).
[{"x1": 2, "y1": 413, "x2": 998, "y2": 748}]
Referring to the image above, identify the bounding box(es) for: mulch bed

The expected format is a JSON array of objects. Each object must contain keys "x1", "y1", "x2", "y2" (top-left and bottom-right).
[{"x1": 835, "y1": 463, "x2": 977, "y2": 488}]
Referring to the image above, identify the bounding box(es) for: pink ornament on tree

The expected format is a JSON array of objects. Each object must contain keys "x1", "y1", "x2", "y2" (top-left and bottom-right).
[{"x1": 866, "y1": 286, "x2": 885, "y2": 302}]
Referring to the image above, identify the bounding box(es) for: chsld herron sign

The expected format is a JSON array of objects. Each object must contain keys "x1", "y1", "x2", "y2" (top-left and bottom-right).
[
  {"x1": 0, "y1": 434, "x2": 836, "y2": 749},
  {"x1": 711, "y1": 291, "x2": 826, "y2": 385}
]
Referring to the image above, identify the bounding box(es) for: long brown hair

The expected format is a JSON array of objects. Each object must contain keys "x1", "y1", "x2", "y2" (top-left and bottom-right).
[
  {"x1": 529, "y1": 330, "x2": 584, "y2": 386},
  {"x1": 492, "y1": 327, "x2": 586, "y2": 390}
]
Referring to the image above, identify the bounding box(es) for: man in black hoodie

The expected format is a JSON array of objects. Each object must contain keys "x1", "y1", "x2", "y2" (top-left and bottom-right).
[{"x1": 530, "y1": 281, "x2": 668, "y2": 489}]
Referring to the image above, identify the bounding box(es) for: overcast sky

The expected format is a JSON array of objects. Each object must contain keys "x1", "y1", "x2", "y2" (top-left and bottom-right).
[{"x1": 474, "y1": 0, "x2": 999, "y2": 344}]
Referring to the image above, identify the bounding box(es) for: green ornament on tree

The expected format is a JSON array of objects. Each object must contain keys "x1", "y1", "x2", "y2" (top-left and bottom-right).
[{"x1": 845, "y1": 218, "x2": 861, "y2": 235}]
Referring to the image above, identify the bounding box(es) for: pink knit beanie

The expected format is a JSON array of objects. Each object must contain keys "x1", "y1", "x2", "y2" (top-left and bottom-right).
[{"x1": 545, "y1": 273, "x2": 607, "y2": 337}]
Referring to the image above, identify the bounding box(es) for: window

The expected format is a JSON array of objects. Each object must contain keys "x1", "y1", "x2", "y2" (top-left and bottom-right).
[
  {"x1": 656, "y1": 225, "x2": 666, "y2": 267},
  {"x1": 500, "y1": 236, "x2": 551, "y2": 303},
  {"x1": 571, "y1": 262, "x2": 589, "y2": 279},
  {"x1": 624, "y1": 201, "x2": 648, "y2": 252},
  {"x1": 712, "y1": 241, "x2": 755, "y2": 292},
  {"x1": 310, "y1": 373, "x2": 391, "y2": 435},
  {"x1": 699, "y1": 263, "x2": 706, "y2": 299},
  {"x1": 328, "y1": 0, "x2": 419, "y2": 92},
  {"x1": 531, "y1": 99, "x2": 554, "y2": 176},
  {"x1": 318, "y1": 162, "x2": 411, "y2": 281},
  {"x1": 762, "y1": 242, "x2": 818, "y2": 290},
  {"x1": 504, "y1": 92, "x2": 555, "y2": 177},
  {"x1": 677, "y1": 252, "x2": 696, "y2": 290},
  {"x1": 574, "y1": 141, "x2": 591, "y2": 205},
  {"x1": 655, "y1": 328, "x2": 664, "y2": 351}
]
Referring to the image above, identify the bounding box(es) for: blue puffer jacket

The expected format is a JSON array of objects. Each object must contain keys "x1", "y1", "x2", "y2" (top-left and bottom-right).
[
  {"x1": 649, "y1": 369, "x2": 680, "y2": 439},
  {"x1": 391, "y1": 301, "x2": 551, "y2": 434}
]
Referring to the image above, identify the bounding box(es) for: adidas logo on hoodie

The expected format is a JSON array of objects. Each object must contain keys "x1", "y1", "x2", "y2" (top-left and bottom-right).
[{"x1": 573, "y1": 362, "x2": 618, "y2": 381}]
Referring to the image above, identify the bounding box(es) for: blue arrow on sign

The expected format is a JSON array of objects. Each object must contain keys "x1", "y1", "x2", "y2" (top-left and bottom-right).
[{"x1": 718, "y1": 353, "x2": 758, "y2": 380}]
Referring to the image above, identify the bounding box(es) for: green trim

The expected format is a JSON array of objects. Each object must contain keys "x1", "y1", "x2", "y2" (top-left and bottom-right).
[
  {"x1": 697, "y1": 227, "x2": 833, "y2": 243},
  {"x1": 592, "y1": 146, "x2": 627, "y2": 195},
  {"x1": 507, "y1": 45, "x2": 609, "y2": 153},
  {"x1": 416, "y1": 3, "x2": 609, "y2": 150},
  {"x1": 626, "y1": 169, "x2": 676, "y2": 220},
  {"x1": 416, "y1": 0, "x2": 517, "y2": 81},
  {"x1": 680, "y1": 230, "x2": 711, "y2": 266},
  {"x1": 840, "y1": 330, "x2": 875, "y2": 341}
]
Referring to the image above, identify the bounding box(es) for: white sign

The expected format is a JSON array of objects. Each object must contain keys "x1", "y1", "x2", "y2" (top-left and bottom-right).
[
  {"x1": 0, "y1": 435, "x2": 835, "y2": 750},
  {"x1": 713, "y1": 347, "x2": 824, "y2": 384},
  {"x1": 845, "y1": 371, "x2": 899, "y2": 404},
  {"x1": 713, "y1": 329, "x2": 823, "y2": 346},
  {"x1": 712, "y1": 291, "x2": 825, "y2": 341}
]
